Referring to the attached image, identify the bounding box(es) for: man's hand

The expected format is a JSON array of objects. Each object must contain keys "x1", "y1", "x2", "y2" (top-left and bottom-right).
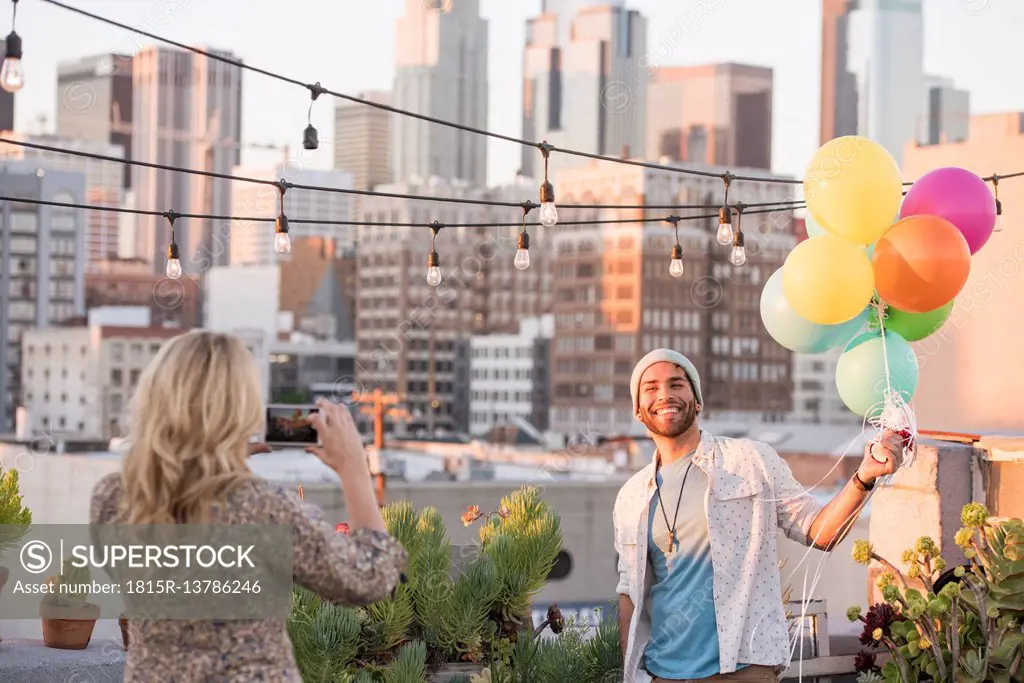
[{"x1": 857, "y1": 429, "x2": 907, "y2": 485}]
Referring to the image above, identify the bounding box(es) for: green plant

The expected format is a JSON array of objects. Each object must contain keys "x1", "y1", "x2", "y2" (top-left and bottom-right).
[
  {"x1": 42, "y1": 558, "x2": 92, "y2": 609},
  {"x1": 288, "y1": 485, "x2": 566, "y2": 682},
  {"x1": 849, "y1": 504, "x2": 1024, "y2": 683},
  {"x1": 0, "y1": 466, "x2": 32, "y2": 557}
]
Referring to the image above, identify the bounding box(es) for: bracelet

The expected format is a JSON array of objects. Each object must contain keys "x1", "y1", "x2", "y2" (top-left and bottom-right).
[{"x1": 853, "y1": 471, "x2": 875, "y2": 492}]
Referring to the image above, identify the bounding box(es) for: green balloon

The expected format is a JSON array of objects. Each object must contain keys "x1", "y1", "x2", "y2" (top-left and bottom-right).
[{"x1": 869, "y1": 301, "x2": 954, "y2": 342}]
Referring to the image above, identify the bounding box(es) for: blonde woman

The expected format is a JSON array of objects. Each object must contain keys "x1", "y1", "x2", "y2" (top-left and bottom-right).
[{"x1": 90, "y1": 330, "x2": 407, "y2": 682}]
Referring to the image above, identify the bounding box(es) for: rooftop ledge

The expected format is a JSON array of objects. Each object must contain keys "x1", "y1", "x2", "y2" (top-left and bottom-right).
[{"x1": 0, "y1": 638, "x2": 126, "y2": 683}]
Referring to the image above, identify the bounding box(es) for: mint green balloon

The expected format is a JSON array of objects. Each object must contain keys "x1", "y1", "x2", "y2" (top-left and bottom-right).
[
  {"x1": 805, "y1": 213, "x2": 827, "y2": 238},
  {"x1": 836, "y1": 331, "x2": 919, "y2": 418},
  {"x1": 870, "y1": 301, "x2": 954, "y2": 342}
]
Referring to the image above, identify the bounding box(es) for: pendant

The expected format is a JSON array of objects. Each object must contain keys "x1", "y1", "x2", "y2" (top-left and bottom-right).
[{"x1": 668, "y1": 530, "x2": 678, "y2": 553}]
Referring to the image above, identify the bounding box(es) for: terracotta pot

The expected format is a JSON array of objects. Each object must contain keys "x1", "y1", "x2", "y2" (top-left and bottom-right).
[
  {"x1": 119, "y1": 615, "x2": 130, "y2": 649},
  {"x1": 40, "y1": 602, "x2": 101, "y2": 650}
]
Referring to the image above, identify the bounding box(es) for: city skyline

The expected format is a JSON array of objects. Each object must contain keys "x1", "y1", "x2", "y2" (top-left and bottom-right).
[{"x1": 7, "y1": 0, "x2": 1024, "y2": 187}]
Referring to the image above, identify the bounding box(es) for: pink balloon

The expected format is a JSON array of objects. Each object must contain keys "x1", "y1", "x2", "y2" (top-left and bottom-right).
[{"x1": 900, "y1": 167, "x2": 996, "y2": 255}]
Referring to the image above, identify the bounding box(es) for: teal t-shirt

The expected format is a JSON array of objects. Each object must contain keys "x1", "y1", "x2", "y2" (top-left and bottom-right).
[{"x1": 644, "y1": 453, "x2": 738, "y2": 679}]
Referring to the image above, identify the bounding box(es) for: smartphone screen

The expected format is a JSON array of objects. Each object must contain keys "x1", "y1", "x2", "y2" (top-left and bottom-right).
[{"x1": 264, "y1": 404, "x2": 320, "y2": 446}]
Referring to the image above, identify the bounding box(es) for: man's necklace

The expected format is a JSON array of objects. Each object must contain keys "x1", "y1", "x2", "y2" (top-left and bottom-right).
[{"x1": 654, "y1": 454, "x2": 696, "y2": 554}]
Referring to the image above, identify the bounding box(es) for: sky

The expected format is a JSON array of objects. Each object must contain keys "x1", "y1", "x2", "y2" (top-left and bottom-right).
[{"x1": 10, "y1": 0, "x2": 1024, "y2": 186}]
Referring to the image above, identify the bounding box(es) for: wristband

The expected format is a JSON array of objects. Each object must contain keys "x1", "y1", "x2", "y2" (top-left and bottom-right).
[{"x1": 853, "y1": 471, "x2": 875, "y2": 492}]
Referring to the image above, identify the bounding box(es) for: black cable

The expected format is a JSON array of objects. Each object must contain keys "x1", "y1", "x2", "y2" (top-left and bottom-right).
[
  {"x1": 0, "y1": 138, "x2": 806, "y2": 212},
  {"x1": 0, "y1": 195, "x2": 805, "y2": 229}
]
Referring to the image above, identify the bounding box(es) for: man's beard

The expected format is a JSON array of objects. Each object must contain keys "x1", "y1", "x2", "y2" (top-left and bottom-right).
[{"x1": 639, "y1": 401, "x2": 698, "y2": 438}]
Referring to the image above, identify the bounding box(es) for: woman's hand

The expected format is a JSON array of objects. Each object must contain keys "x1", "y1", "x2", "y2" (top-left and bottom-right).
[
  {"x1": 248, "y1": 442, "x2": 273, "y2": 456},
  {"x1": 306, "y1": 398, "x2": 368, "y2": 476}
]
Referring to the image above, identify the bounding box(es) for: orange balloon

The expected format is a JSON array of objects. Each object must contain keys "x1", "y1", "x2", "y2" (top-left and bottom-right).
[{"x1": 872, "y1": 215, "x2": 971, "y2": 313}]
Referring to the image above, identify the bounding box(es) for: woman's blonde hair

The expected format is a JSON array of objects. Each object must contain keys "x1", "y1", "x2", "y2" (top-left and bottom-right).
[{"x1": 122, "y1": 330, "x2": 264, "y2": 524}]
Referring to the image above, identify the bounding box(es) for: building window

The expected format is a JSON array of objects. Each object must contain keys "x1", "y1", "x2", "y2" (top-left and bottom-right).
[
  {"x1": 111, "y1": 343, "x2": 124, "y2": 362},
  {"x1": 111, "y1": 369, "x2": 123, "y2": 386},
  {"x1": 130, "y1": 369, "x2": 140, "y2": 386}
]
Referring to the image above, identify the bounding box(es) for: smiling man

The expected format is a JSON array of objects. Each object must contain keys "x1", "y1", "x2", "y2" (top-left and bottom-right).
[{"x1": 613, "y1": 349, "x2": 905, "y2": 683}]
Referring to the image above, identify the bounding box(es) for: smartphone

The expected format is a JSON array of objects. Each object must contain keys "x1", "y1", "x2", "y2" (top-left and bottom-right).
[{"x1": 264, "y1": 404, "x2": 321, "y2": 447}]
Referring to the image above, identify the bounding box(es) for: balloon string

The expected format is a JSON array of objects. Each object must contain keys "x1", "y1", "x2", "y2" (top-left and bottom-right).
[{"x1": 874, "y1": 297, "x2": 893, "y2": 394}]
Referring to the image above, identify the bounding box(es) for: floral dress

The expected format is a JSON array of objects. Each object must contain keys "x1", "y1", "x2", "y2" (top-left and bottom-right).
[{"x1": 89, "y1": 473, "x2": 408, "y2": 682}]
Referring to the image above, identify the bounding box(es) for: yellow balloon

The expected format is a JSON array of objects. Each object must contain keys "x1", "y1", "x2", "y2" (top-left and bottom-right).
[
  {"x1": 782, "y1": 234, "x2": 874, "y2": 325},
  {"x1": 803, "y1": 136, "x2": 902, "y2": 246}
]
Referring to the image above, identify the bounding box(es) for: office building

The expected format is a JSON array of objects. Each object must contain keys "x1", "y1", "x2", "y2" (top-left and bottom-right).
[
  {"x1": 846, "y1": 0, "x2": 925, "y2": 164},
  {"x1": 19, "y1": 323, "x2": 180, "y2": 439},
  {"x1": 919, "y1": 75, "x2": 970, "y2": 146},
  {"x1": 0, "y1": 132, "x2": 125, "y2": 268},
  {"x1": 269, "y1": 339, "x2": 356, "y2": 403},
  {"x1": 901, "y1": 112, "x2": 1024, "y2": 433},
  {"x1": 334, "y1": 90, "x2": 392, "y2": 191},
  {"x1": 469, "y1": 315, "x2": 553, "y2": 436},
  {"x1": 229, "y1": 166, "x2": 356, "y2": 265},
  {"x1": 790, "y1": 348, "x2": 857, "y2": 425},
  {"x1": 819, "y1": 0, "x2": 858, "y2": 145},
  {"x1": 131, "y1": 46, "x2": 243, "y2": 274},
  {"x1": 0, "y1": 39, "x2": 13, "y2": 131},
  {"x1": 85, "y1": 257, "x2": 202, "y2": 329},
  {"x1": 56, "y1": 53, "x2": 134, "y2": 188},
  {"x1": 547, "y1": 161, "x2": 796, "y2": 438},
  {"x1": 356, "y1": 179, "x2": 551, "y2": 435},
  {"x1": 522, "y1": 3, "x2": 646, "y2": 177},
  {"x1": 392, "y1": 0, "x2": 487, "y2": 186},
  {"x1": 0, "y1": 164, "x2": 87, "y2": 431},
  {"x1": 646, "y1": 63, "x2": 773, "y2": 170}
]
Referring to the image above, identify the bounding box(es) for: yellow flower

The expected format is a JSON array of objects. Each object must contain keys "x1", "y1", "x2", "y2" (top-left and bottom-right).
[
  {"x1": 935, "y1": 557, "x2": 947, "y2": 572},
  {"x1": 955, "y1": 527, "x2": 973, "y2": 548},
  {"x1": 961, "y1": 502, "x2": 989, "y2": 528},
  {"x1": 876, "y1": 572, "x2": 895, "y2": 589},
  {"x1": 907, "y1": 564, "x2": 922, "y2": 579},
  {"x1": 882, "y1": 585, "x2": 901, "y2": 603},
  {"x1": 954, "y1": 566, "x2": 966, "y2": 578},
  {"x1": 918, "y1": 636, "x2": 932, "y2": 650},
  {"x1": 872, "y1": 627, "x2": 883, "y2": 642},
  {"x1": 900, "y1": 549, "x2": 916, "y2": 564},
  {"x1": 852, "y1": 540, "x2": 874, "y2": 565}
]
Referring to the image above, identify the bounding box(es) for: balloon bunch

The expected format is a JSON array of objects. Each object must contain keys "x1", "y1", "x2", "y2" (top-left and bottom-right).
[{"x1": 760, "y1": 136, "x2": 997, "y2": 476}]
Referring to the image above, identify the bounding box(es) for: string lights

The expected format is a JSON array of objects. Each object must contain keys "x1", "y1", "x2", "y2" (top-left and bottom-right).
[
  {"x1": 729, "y1": 203, "x2": 747, "y2": 267},
  {"x1": 537, "y1": 142, "x2": 558, "y2": 227},
  {"x1": 1, "y1": 0, "x2": 23, "y2": 94},
  {"x1": 426, "y1": 221, "x2": 444, "y2": 286},
  {"x1": 515, "y1": 202, "x2": 535, "y2": 271},
  {"x1": 667, "y1": 216, "x2": 684, "y2": 278},
  {"x1": 717, "y1": 173, "x2": 734, "y2": 246},
  {"x1": 303, "y1": 82, "x2": 325, "y2": 151},
  {"x1": 163, "y1": 210, "x2": 182, "y2": 279},
  {"x1": 274, "y1": 180, "x2": 291, "y2": 254}
]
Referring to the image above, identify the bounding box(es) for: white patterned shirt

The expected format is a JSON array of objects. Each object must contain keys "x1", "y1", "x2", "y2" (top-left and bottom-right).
[{"x1": 613, "y1": 431, "x2": 823, "y2": 683}]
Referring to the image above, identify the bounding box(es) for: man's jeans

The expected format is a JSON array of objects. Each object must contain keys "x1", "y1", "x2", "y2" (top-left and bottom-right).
[{"x1": 650, "y1": 665, "x2": 779, "y2": 683}]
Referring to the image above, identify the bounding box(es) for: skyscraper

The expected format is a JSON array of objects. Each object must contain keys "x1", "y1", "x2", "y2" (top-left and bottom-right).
[
  {"x1": 0, "y1": 132, "x2": 124, "y2": 267},
  {"x1": 919, "y1": 75, "x2": 970, "y2": 146},
  {"x1": 131, "y1": 47, "x2": 242, "y2": 275},
  {"x1": 819, "y1": 0, "x2": 858, "y2": 145},
  {"x1": 229, "y1": 166, "x2": 355, "y2": 265},
  {"x1": 846, "y1": 0, "x2": 925, "y2": 164},
  {"x1": 391, "y1": 0, "x2": 487, "y2": 186},
  {"x1": 333, "y1": 90, "x2": 392, "y2": 191},
  {"x1": 646, "y1": 63, "x2": 773, "y2": 170},
  {"x1": 56, "y1": 54, "x2": 134, "y2": 188},
  {"x1": 522, "y1": 3, "x2": 646, "y2": 177},
  {"x1": 0, "y1": 163, "x2": 87, "y2": 432},
  {"x1": 0, "y1": 40, "x2": 13, "y2": 131}
]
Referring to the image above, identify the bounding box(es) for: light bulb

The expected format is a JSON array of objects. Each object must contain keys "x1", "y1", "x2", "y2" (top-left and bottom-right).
[
  {"x1": 539, "y1": 201, "x2": 558, "y2": 227},
  {"x1": 165, "y1": 258, "x2": 182, "y2": 279},
  {"x1": 716, "y1": 221, "x2": 734, "y2": 246},
  {"x1": 669, "y1": 259, "x2": 684, "y2": 278},
  {"x1": 274, "y1": 231, "x2": 291, "y2": 254},
  {"x1": 514, "y1": 248, "x2": 531, "y2": 270},
  {"x1": 0, "y1": 57, "x2": 23, "y2": 94},
  {"x1": 729, "y1": 245, "x2": 747, "y2": 266},
  {"x1": 426, "y1": 265, "x2": 442, "y2": 287}
]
